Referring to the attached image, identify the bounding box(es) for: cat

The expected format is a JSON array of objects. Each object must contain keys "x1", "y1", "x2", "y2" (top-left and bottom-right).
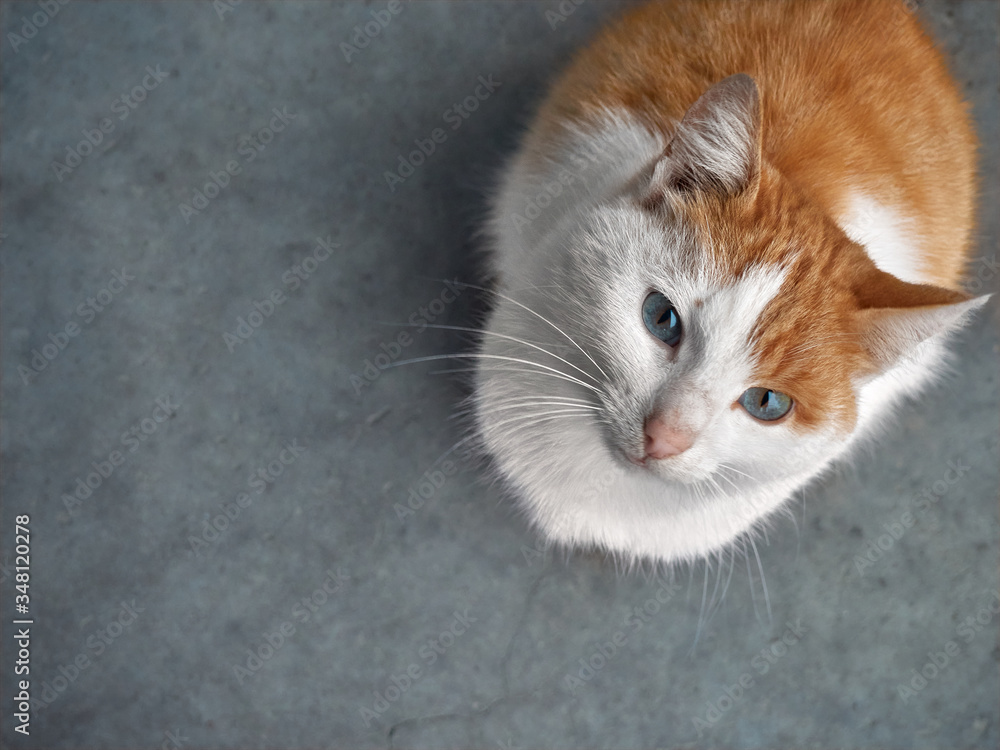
[{"x1": 472, "y1": 0, "x2": 989, "y2": 565}]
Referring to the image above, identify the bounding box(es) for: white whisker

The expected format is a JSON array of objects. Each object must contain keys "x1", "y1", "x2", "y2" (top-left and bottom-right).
[
  {"x1": 488, "y1": 393, "x2": 596, "y2": 406},
  {"x1": 479, "y1": 401, "x2": 600, "y2": 415},
  {"x1": 749, "y1": 534, "x2": 772, "y2": 626},
  {"x1": 426, "y1": 364, "x2": 596, "y2": 392},
  {"x1": 694, "y1": 557, "x2": 710, "y2": 647},
  {"x1": 391, "y1": 323, "x2": 602, "y2": 385},
  {"x1": 709, "y1": 470, "x2": 740, "y2": 494},
  {"x1": 718, "y1": 463, "x2": 754, "y2": 481},
  {"x1": 387, "y1": 353, "x2": 603, "y2": 394},
  {"x1": 485, "y1": 408, "x2": 592, "y2": 432},
  {"x1": 743, "y1": 539, "x2": 762, "y2": 626},
  {"x1": 706, "y1": 548, "x2": 724, "y2": 624},
  {"x1": 477, "y1": 363, "x2": 608, "y2": 393},
  {"x1": 445, "y1": 280, "x2": 610, "y2": 381},
  {"x1": 708, "y1": 545, "x2": 736, "y2": 624}
]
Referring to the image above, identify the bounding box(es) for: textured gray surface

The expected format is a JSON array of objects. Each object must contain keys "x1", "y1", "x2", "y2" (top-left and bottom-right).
[{"x1": 1, "y1": 1, "x2": 997, "y2": 748}]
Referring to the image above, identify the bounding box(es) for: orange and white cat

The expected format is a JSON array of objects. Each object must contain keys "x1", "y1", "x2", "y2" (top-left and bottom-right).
[{"x1": 474, "y1": 0, "x2": 989, "y2": 564}]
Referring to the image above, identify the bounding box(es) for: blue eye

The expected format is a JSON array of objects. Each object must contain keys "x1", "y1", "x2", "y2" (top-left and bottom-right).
[
  {"x1": 739, "y1": 387, "x2": 793, "y2": 421},
  {"x1": 642, "y1": 291, "x2": 682, "y2": 346}
]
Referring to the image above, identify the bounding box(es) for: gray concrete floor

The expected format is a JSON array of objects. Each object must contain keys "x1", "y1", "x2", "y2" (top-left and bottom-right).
[{"x1": 1, "y1": 1, "x2": 997, "y2": 748}]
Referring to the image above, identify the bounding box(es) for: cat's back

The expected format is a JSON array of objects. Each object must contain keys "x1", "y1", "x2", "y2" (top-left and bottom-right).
[{"x1": 524, "y1": 0, "x2": 976, "y2": 286}]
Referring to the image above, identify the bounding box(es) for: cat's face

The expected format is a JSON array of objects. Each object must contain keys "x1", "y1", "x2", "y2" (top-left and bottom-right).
[
  {"x1": 561, "y1": 196, "x2": 846, "y2": 488},
  {"x1": 476, "y1": 74, "x2": 986, "y2": 562},
  {"x1": 480, "y1": 190, "x2": 855, "y2": 500}
]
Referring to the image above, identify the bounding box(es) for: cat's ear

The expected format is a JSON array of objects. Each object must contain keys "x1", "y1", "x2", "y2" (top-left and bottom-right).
[
  {"x1": 851, "y1": 268, "x2": 991, "y2": 371},
  {"x1": 648, "y1": 73, "x2": 762, "y2": 201}
]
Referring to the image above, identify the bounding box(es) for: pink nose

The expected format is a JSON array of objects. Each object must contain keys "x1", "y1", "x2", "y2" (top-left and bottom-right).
[{"x1": 644, "y1": 416, "x2": 694, "y2": 459}]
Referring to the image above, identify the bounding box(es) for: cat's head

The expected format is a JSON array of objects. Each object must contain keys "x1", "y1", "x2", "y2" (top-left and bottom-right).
[{"x1": 477, "y1": 74, "x2": 988, "y2": 560}]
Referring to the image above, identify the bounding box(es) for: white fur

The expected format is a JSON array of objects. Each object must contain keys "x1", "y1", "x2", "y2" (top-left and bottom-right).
[
  {"x1": 839, "y1": 192, "x2": 927, "y2": 284},
  {"x1": 475, "y1": 109, "x2": 980, "y2": 565},
  {"x1": 838, "y1": 192, "x2": 984, "y2": 438}
]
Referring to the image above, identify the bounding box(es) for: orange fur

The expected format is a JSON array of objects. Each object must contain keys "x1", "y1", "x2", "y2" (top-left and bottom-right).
[{"x1": 524, "y1": 0, "x2": 978, "y2": 432}]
